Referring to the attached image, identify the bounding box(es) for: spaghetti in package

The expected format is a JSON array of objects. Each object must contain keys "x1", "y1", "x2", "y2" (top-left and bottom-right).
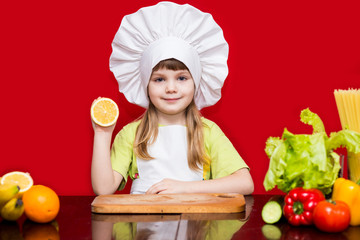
[{"x1": 334, "y1": 88, "x2": 360, "y2": 183}]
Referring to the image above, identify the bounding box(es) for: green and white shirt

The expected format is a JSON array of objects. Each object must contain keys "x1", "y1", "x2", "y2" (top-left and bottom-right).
[{"x1": 111, "y1": 118, "x2": 248, "y2": 193}]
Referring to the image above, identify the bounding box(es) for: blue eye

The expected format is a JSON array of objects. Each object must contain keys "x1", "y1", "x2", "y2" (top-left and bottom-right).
[{"x1": 178, "y1": 76, "x2": 187, "y2": 81}]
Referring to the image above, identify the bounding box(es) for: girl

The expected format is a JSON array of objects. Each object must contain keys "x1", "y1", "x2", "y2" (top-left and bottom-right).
[{"x1": 91, "y1": 2, "x2": 254, "y2": 195}]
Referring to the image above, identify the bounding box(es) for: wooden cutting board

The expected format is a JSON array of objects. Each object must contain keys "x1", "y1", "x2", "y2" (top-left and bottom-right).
[{"x1": 91, "y1": 193, "x2": 245, "y2": 214}]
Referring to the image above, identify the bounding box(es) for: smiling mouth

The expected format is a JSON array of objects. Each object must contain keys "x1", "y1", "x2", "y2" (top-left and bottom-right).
[
  {"x1": 164, "y1": 98, "x2": 180, "y2": 101},
  {"x1": 163, "y1": 97, "x2": 180, "y2": 102}
]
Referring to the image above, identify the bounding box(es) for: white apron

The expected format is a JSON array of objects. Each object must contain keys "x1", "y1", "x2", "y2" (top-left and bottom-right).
[{"x1": 130, "y1": 125, "x2": 203, "y2": 194}]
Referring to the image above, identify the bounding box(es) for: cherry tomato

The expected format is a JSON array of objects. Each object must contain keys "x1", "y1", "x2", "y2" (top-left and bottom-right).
[{"x1": 313, "y1": 200, "x2": 350, "y2": 233}]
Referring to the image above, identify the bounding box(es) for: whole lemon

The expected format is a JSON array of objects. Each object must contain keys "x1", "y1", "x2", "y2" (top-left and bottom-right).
[{"x1": 22, "y1": 185, "x2": 60, "y2": 223}]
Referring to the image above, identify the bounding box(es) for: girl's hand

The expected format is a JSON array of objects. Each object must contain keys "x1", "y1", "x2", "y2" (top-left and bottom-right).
[
  {"x1": 146, "y1": 178, "x2": 190, "y2": 194},
  {"x1": 91, "y1": 118, "x2": 116, "y2": 133},
  {"x1": 91, "y1": 97, "x2": 116, "y2": 133}
]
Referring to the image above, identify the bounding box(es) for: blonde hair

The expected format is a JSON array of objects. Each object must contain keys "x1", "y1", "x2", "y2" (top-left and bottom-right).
[{"x1": 134, "y1": 59, "x2": 208, "y2": 170}]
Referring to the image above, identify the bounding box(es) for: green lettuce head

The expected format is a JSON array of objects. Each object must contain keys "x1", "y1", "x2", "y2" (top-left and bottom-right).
[{"x1": 263, "y1": 108, "x2": 360, "y2": 194}]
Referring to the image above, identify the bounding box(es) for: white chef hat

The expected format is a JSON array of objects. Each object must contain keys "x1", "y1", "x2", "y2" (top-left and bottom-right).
[{"x1": 109, "y1": 1, "x2": 229, "y2": 109}]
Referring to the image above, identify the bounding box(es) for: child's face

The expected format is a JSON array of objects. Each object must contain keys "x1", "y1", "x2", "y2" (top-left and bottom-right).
[{"x1": 148, "y1": 67, "x2": 195, "y2": 121}]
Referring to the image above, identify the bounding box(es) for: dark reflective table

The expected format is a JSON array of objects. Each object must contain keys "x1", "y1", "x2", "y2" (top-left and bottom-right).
[{"x1": 1, "y1": 195, "x2": 359, "y2": 239}]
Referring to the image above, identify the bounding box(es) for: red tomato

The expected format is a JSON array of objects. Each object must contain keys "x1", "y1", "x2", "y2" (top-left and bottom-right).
[{"x1": 313, "y1": 200, "x2": 350, "y2": 233}]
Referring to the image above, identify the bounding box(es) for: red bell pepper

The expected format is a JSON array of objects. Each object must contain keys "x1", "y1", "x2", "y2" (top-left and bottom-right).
[{"x1": 283, "y1": 187, "x2": 325, "y2": 226}]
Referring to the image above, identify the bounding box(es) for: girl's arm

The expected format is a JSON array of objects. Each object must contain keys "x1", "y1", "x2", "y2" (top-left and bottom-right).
[
  {"x1": 146, "y1": 168, "x2": 254, "y2": 195},
  {"x1": 91, "y1": 120, "x2": 123, "y2": 195}
]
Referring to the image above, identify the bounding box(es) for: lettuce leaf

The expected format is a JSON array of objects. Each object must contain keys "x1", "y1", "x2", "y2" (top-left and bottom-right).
[
  {"x1": 326, "y1": 130, "x2": 360, "y2": 153},
  {"x1": 300, "y1": 108, "x2": 325, "y2": 134},
  {"x1": 263, "y1": 108, "x2": 360, "y2": 194},
  {"x1": 264, "y1": 137, "x2": 283, "y2": 158}
]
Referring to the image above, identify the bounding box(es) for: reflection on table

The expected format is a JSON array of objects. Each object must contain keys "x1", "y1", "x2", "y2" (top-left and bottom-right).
[
  {"x1": 1, "y1": 195, "x2": 359, "y2": 239},
  {"x1": 91, "y1": 196, "x2": 254, "y2": 240}
]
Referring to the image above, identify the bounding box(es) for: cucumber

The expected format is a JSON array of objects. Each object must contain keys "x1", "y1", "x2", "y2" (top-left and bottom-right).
[
  {"x1": 261, "y1": 195, "x2": 284, "y2": 224},
  {"x1": 261, "y1": 224, "x2": 282, "y2": 240}
]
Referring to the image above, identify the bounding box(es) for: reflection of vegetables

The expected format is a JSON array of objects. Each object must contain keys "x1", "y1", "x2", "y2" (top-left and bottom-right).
[
  {"x1": 283, "y1": 187, "x2": 325, "y2": 226},
  {"x1": 313, "y1": 200, "x2": 350, "y2": 233},
  {"x1": 263, "y1": 108, "x2": 360, "y2": 194},
  {"x1": 261, "y1": 196, "x2": 284, "y2": 224},
  {"x1": 343, "y1": 226, "x2": 360, "y2": 240},
  {"x1": 332, "y1": 177, "x2": 360, "y2": 226},
  {"x1": 261, "y1": 224, "x2": 281, "y2": 240},
  {"x1": 280, "y1": 223, "x2": 348, "y2": 240}
]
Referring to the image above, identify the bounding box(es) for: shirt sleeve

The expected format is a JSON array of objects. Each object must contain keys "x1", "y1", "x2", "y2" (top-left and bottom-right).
[
  {"x1": 203, "y1": 119, "x2": 249, "y2": 179},
  {"x1": 110, "y1": 121, "x2": 139, "y2": 190}
]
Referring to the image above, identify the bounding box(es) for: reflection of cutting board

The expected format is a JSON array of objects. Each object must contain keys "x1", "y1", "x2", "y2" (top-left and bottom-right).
[
  {"x1": 91, "y1": 212, "x2": 246, "y2": 222},
  {"x1": 91, "y1": 193, "x2": 245, "y2": 214}
]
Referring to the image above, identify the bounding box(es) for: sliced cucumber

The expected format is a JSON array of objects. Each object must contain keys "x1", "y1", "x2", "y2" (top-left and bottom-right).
[
  {"x1": 261, "y1": 196, "x2": 283, "y2": 224},
  {"x1": 261, "y1": 224, "x2": 282, "y2": 240}
]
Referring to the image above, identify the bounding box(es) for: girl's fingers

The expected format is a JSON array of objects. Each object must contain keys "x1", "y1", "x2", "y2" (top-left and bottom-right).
[
  {"x1": 91, "y1": 96, "x2": 102, "y2": 106},
  {"x1": 145, "y1": 185, "x2": 155, "y2": 194},
  {"x1": 146, "y1": 182, "x2": 165, "y2": 194}
]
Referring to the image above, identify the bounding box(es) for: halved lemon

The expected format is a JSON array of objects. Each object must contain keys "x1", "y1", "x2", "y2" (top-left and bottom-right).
[
  {"x1": 1, "y1": 171, "x2": 34, "y2": 194},
  {"x1": 91, "y1": 97, "x2": 119, "y2": 127}
]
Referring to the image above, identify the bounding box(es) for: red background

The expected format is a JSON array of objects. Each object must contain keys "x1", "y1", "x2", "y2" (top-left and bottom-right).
[{"x1": 1, "y1": 0, "x2": 359, "y2": 195}]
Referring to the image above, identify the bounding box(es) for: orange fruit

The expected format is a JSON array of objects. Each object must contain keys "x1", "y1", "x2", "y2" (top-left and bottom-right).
[
  {"x1": 1, "y1": 171, "x2": 33, "y2": 194},
  {"x1": 90, "y1": 97, "x2": 119, "y2": 127},
  {"x1": 22, "y1": 185, "x2": 60, "y2": 223}
]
